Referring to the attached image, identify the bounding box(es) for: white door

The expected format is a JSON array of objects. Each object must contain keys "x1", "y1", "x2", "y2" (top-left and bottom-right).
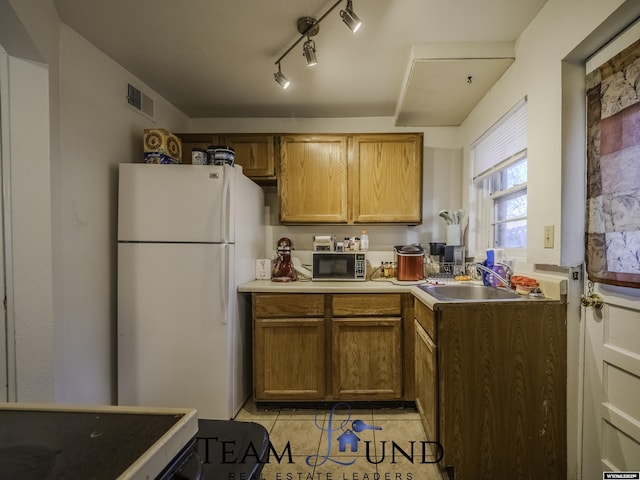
[
  {"x1": 582, "y1": 283, "x2": 640, "y2": 474},
  {"x1": 582, "y1": 22, "x2": 640, "y2": 476},
  {"x1": 117, "y1": 242, "x2": 236, "y2": 419},
  {"x1": 117, "y1": 163, "x2": 235, "y2": 243}
]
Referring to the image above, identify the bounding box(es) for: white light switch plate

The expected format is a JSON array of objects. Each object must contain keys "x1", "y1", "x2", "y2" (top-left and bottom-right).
[
  {"x1": 255, "y1": 259, "x2": 272, "y2": 280},
  {"x1": 544, "y1": 225, "x2": 554, "y2": 248}
]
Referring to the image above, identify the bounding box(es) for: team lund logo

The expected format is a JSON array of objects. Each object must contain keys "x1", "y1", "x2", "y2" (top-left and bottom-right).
[{"x1": 305, "y1": 402, "x2": 443, "y2": 469}]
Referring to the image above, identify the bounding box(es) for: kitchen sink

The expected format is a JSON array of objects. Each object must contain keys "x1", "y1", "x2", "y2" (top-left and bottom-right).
[{"x1": 418, "y1": 284, "x2": 524, "y2": 301}]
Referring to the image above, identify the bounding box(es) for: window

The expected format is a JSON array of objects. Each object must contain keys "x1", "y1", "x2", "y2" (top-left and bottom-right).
[
  {"x1": 472, "y1": 99, "x2": 528, "y2": 255},
  {"x1": 488, "y1": 155, "x2": 527, "y2": 248}
]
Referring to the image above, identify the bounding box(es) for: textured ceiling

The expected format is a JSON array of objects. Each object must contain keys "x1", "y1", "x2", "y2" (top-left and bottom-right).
[{"x1": 53, "y1": 0, "x2": 547, "y2": 125}]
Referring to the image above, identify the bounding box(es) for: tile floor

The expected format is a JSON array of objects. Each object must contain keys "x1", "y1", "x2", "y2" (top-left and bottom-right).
[{"x1": 234, "y1": 401, "x2": 444, "y2": 480}]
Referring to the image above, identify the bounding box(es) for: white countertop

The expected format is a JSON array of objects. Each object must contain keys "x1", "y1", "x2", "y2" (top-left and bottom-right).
[
  {"x1": 239, "y1": 273, "x2": 567, "y2": 309},
  {"x1": 238, "y1": 278, "x2": 421, "y2": 294}
]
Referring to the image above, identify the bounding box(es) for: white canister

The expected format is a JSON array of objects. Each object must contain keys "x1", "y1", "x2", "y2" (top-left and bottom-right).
[{"x1": 191, "y1": 148, "x2": 207, "y2": 165}]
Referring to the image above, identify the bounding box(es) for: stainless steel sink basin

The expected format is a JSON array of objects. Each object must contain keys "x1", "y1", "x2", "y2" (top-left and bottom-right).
[{"x1": 418, "y1": 284, "x2": 523, "y2": 302}]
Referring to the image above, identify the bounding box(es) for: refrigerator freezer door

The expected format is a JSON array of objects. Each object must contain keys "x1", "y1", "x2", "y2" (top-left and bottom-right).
[
  {"x1": 118, "y1": 242, "x2": 238, "y2": 419},
  {"x1": 118, "y1": 164, "x2": 235, "y2": 243}
]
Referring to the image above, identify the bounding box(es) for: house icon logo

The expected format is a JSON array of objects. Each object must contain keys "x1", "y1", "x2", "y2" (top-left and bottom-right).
[
  {"x1": 337, "y1": 429, "x2": 359, "y2": 452},
  {"x1": 306, "y1": 402, "x2": 382, "y2": 466}
]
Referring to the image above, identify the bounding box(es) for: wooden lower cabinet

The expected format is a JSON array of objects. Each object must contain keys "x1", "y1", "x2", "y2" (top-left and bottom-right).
[
  {"x1": 253, "y1": 294, "x2": 325, "y2": 401},
  {"x1": 332, "y1": 317, "x2": 402, "y2": 399},
  {"x1": 414, "y1": 298, "x2": 567, "y2": 480},
  {"x1": 254, "y1": 318, "x2": 325, "y2": 400},
  {"x1": 414, "y1": 316, "x2": 437, "y2": 442},
  {"x1": 252, "y1": 292, "x2": 407, "y2": 402}
]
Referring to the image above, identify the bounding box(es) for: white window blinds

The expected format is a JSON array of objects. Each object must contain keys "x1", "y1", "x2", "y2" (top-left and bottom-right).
[{"x1": 472, "y1": 98, "x2": 528, "y2": 182}]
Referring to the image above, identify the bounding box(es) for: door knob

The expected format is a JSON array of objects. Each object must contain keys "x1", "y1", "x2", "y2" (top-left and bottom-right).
[{"x1": 581, "y1": 293, "x2": 604, "y2": 310}]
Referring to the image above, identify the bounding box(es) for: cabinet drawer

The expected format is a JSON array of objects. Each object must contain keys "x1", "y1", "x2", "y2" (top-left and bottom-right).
[
  {"x1": 415, "y1": 299, "x2": 435, "y2": 339},
  {"x1": 332, "y1": 294, "x2": 401, "y2": 316},
  {"x1": 254, "y1": 294, "x2": 324, "y2": 317}
]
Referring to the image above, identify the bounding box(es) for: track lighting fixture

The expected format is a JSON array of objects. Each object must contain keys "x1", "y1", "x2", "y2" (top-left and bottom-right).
[
  {"x1": 273, "y1": 0, "x2": 362, "y2": 88},
  {"x1": 340, "y1": 0, "x2": 362, "y2": 33},
  {"x1": 303, "y1": 38, "x2": 318, "y2": 66},
  {"x1": 274, "y1": 63, "x2": 290, "y2": 89}
]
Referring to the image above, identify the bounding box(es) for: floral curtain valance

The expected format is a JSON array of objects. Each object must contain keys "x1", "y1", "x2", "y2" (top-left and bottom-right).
[{"x1": 585, "y1": 38, "x2": 640, "y2": 288}]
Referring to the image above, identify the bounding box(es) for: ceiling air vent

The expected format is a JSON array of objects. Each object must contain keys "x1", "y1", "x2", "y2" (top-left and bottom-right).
[{"x1": 127, "y1": 83, "x2": 154, "y2": 119}]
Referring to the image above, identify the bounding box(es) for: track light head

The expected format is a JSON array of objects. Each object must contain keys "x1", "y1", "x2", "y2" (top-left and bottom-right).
[
  {"x1": 274, "y1": 64, "x2": 290, "y2": 89},
  {"x1": 272, "y1": 0, "x2": 363, "y2": 86},
  {"x1": 340, "y1": 0, "x2": 362, "y2": 33},
  {"x1": 303, "y1": 38, "x2": 318, "y2": 66}
]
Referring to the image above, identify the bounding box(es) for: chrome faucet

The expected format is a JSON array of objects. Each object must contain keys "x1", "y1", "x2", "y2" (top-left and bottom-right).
[{"x1": 469, "y1": 262, "x2": 513, "y2": 289}]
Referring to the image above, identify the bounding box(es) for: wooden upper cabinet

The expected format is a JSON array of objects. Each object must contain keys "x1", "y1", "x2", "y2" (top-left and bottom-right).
[
  {"x1": 175, "y1": 133, "x2": 276, "y2": 182},
  {"x1": 350, "y1": 133, "x2": 423, "y2": 224},
  {"x1": 279, "y1": 134, "x2": 349, "y2": 223},
  {"x1": 221, "y1": 134, "x2": 276, "y2": 180},
  {"x1": 176, "y1": 134, "x2": 218, "y2": 164}
]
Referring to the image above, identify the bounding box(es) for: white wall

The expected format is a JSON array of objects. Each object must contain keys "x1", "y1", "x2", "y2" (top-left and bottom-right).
[
  {"x1": 0, "y1": 0, "x2": 59, "y2": 403},
  {"x1": 55, "y1": 25, "x2": 189, "y2": 403},
  {"x1": 2, "y1": 54, "x2": 55, "y2": 402},
  {"x1": 459, "y1": 0, "x2": 633, "y2": 266},
  {"x1": 2, "y1": 0, "x2": 189, "y2": 404}
]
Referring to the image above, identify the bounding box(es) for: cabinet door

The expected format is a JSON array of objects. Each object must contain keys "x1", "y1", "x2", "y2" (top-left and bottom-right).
[
  {"x1": 438, "y1": 303, "x2": 566, "y2": 480},
  {"x1": 279, "y1": 135, "x2": 348, "y2": 223},
  {"x1": 350, "y1": 133, "x2": 423, "y2": 223},
  {"x1": 415, "y1": 319, "x2": 437, "y2": 442},
  {"x1": 254, "y1": 318, "x2": 325, "y2": 400},
  {"x1": 221, "y1": 134, "x2": 276, "y2": 179},
  {"x1": 331, "y1": 317, "x2": 402, "y2": 400}
]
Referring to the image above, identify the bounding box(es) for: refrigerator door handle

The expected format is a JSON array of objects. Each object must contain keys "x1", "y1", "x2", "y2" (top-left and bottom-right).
[
  {"x1": 220, "y1": 244, "x2": 230, "y2": 324},
  {"x1": 221, "y1": 169, "x2": 231, "y2": 242}
]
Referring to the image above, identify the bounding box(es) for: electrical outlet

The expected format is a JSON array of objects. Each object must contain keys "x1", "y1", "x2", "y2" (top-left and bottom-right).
[{"x1": 544, "y1": 225, "x2": 554, "y2": 248}]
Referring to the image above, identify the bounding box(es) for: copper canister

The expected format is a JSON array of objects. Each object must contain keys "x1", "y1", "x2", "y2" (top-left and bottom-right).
[{"x1": 394, "y1": 245, "x2": 425, "y2": 281}]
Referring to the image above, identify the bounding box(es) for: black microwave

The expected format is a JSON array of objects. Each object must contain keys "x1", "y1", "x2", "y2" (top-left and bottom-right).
[{"x1": 312, "y1": 252, "x2": 367, "y2": 281}]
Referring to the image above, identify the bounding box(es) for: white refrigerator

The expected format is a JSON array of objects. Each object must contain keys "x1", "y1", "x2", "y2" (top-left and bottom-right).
[{"x1": 117, "y1": 163, "x2": 264, "y2": 419}]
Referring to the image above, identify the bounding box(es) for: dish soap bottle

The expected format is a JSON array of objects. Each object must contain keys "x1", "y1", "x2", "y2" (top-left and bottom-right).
[{"x1": 360, "y1": 230, "x2": 369, "y2": 251}]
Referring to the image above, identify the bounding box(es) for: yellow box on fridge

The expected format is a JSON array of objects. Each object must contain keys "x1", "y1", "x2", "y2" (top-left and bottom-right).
[{"x1": 143, "y1": 128, "x2": 182, "y2": 163}]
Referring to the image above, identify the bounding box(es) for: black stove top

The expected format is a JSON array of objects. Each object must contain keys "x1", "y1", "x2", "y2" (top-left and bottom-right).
[{"x1": 0, "y1": 409, "x2": 188, "y2": 480}]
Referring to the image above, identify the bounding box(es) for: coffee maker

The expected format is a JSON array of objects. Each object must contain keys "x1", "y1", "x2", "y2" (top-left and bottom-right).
[{"x1": 271, "y1": 237, "x2": 297, "y2": 282}]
